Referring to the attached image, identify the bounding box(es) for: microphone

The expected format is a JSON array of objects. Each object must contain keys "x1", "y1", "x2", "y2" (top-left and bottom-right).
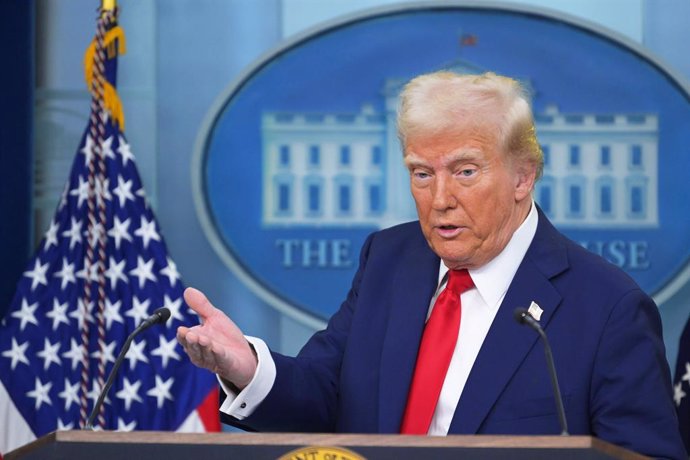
[
  {"x1": 137, "y1": 306, "x2": 172, "y2": 331},
  {"x1": 84, "y1": 307, "x2": 171, "y2": 430},
  {"x1": 513, "y1": 307, "x2": 569, "y2": 436}
]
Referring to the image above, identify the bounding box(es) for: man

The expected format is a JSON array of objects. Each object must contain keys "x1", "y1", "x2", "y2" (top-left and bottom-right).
[{"x1": 178, "y1": 71, "x2": 685, "y2": 459}]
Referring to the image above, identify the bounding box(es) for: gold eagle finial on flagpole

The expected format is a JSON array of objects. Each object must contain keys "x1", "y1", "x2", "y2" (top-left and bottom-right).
[{"x1": 101, "y1": 0, "x2": 116, "y2": 14}]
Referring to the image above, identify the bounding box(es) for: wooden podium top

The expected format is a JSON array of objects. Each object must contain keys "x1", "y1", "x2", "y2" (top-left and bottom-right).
[{"x1": 7, "y1": 430, "x2": 649, "y2": 460}]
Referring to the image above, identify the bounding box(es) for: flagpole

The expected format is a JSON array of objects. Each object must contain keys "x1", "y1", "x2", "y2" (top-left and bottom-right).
[{"x1": 80, "y1": 0, "x2": 117, "y2": 429}]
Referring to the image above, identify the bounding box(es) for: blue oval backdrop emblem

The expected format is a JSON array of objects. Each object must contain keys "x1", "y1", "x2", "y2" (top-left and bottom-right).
[{"x1": 194, "y1": 3, "x2": 690, "y2": 321}]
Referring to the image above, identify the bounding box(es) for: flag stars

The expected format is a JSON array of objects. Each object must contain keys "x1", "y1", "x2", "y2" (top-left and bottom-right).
[
  {"x1": 125, "y1": 339, "x2": 149, "y2": 370},
  {"x1": 87, "y1": 381, "x2": 109, "y2": 406},
  {"x1": 105, "y1": 257, "x2": 128, "y2": 290},
  {"x1": 2, "y1": 338, "x2": 30, "y2": 370},
  {"x1": 81, "y1": 135, "x2": 95, "y2": 166},
  {"x1": 70, "y1": 176, "x2": 90, "y2": 209},
  {"x1": 57, "y1": 419, "x2": 75, "y2": 431},
  {"x1": 146, "y1": 375, "x2": 174, "y2": 409},
  {"x1": 101, "y1": 135, "x2": 116, "y2": 160},
  {"x1": 23, "y1": 258, "x2": 49, "y2": 291},
  {"x1": 62, "y1": 217, "x2": 84, "y2": 250},
  {"x1": 135, "y1": 187, "x2": 149, "y2": 208},
  {"x1": 116, "y1": 377, "x2": 143, "y2": 411},
  {"x1": 76, "y1": 259, "x2": 99, "y2": 283},
  {"x1": 108, "y1": 216, "x2": 133, "y2": 250},
  {"x1": 100, "y1": 109, "x2": 110, "y2": 125},
  {"x1": 117, "y1": 418, "x2": 137, "y2": 432},
  {"x1": 85, "y1": 222, "x2": 106, "y2": 248},
  {"x1": 113, "y1": 175, "x2": 135, "y2": 208},
  {"x1": 58, "y1": 378, "x2": 81, "y2": 411},
  {"x1": 37, "y1": 338, "x2": 62, "y2": 370},
  {"x1": 129, "y1": 256, "x2": 157, "y2": 288},
  {"x1": 160, "y1": 258, "x2": 181, "y2": 287},
  {"x1": 95, "y1": 176, "x2": 112, "y2": 206},
  {"x1": 11, "y1": 298, "x2": 39, "y2": 331},
  {"x1": 118, "y1": 135, "x2": 135, "y2": 165},
  {"x1": 44, "y1": 220, "x2": 60, "y2": 250},
  {"x1": 682, "y1": 362, "x2": 690, "y2": 384},
  {"x1": 126, "y1": 296, "x2": 151, "y2": 326},
  {"x1": 46, "y1": 298, "x2": 71, "y2": 331},
  {"x1": 62, "y1": 338, "x2": 85, "y2": 371},
  {"x1": 151, "y1": 335, "x2": 181, "y2": 369},
  {"x1": 58, "y1": 183, "x2": 69, "y2": 210},
  {"x1": 675, "y1": 382, "x2": 687, "y2": 406},
  {"x1": 54, "y1": 257, "x2": 77, "y2": 290},
  {"x1": 69, "y1": 299, "x2": 94, "y2": 330},
  {"x1": 27, "y1": 378, "x2": 53, "y2": 410},
  {"x1": 162, "y1": 295, "x2": 185, "y2": 325},
  {"x1": 134, "y1": 216, "x2": 160, "y2": 249},
  {"x1": 91, "y1": 340, "x2": 118, "y2": 366},
  {"x1": 104, "y1": 299, "x2": 124, "y2": 330}
]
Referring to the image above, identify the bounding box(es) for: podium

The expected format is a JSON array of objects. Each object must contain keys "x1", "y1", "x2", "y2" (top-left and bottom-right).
[{"x1": 5, "y1": 431, "x2": 649, "y2": 460}]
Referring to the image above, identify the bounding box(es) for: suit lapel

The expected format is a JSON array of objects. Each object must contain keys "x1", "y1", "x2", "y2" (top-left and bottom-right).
[
  {"x1": 448, "y1": 212, "x2": 569, "y2": 434},
  {"x1": 378, "y1": 232, "x2": 439, "y2": 433}
]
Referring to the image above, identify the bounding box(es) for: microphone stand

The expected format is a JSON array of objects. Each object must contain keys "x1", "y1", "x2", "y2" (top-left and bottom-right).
[
  {"x1": 84, "y1": 307, "x2": 170, "y2": 430},
  {"x1": 514, "y1": 307, "x2": 569, "y2": 436}
]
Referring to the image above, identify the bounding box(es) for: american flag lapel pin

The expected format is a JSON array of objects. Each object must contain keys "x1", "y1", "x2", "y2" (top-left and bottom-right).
[{"x1": 528, "y1": 301, "x2": 544, "y2": 321}]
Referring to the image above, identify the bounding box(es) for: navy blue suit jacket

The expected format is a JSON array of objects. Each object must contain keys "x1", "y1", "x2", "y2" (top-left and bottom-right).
[{"x1": 224, "y1": 211, "x2": 685, "y2": 459}]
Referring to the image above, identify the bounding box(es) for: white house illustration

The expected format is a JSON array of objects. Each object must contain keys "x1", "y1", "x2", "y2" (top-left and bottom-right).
[
  {"x1": 535, "y1": 105, "x2": 658, "y2": 228},
  {"x1": 261, "y1": 66, "x2": 658, "y2": 229}
]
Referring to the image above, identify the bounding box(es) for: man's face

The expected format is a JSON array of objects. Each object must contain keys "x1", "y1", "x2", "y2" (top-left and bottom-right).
[{"x1": 404, "y1": 126, "x2": 534, "y2": 270}]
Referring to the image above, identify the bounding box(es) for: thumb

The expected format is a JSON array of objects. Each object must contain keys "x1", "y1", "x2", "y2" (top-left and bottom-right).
[{"x1": 183, "y1": 287, "x2": 216, "y2": 322}]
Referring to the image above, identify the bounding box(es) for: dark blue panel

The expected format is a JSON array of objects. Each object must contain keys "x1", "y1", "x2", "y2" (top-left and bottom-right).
[{"x1": 0, "y1": 0, "x2": 33, "y2": 319}]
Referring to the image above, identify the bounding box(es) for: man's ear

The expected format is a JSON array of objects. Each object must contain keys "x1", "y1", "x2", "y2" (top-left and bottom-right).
[{"x1": 514, "y1": 164, "x2": 536, "y2": 202}]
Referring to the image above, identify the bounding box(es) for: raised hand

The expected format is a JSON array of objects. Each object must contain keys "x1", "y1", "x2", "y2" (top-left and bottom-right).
[{"x1": 176, "y1": 287, "x2": 257, "y2": 389}]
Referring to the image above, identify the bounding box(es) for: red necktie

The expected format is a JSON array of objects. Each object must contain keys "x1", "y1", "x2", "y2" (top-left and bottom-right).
[{"x1": 400, "y1": 269, "x2": 474, "y2": 434}]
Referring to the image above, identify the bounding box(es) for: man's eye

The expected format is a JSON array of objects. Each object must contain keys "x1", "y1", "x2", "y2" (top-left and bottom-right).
[
  {"x1": 413, "y1": 171, "x2": 430, "y2": 179},
  {"x1": 459, "y1": 168, "x2": 476, "y2": 177}
]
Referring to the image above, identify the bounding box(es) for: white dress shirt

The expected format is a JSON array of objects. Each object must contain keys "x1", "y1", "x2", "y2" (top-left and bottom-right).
[
  {"x1": 428, "y1": 203, "x2": 538, "y2": 434},
  {"x1": 218, "y1": 335, "x2": 275, "y2": 418},
  {"x1": 221, "y1": 203, "x2": 538, "y2": 435}
]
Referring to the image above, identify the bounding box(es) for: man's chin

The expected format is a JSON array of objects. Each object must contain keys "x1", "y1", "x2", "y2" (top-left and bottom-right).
[{"x1": 435, "y1": 250, "x2": 471, "y2": 270}]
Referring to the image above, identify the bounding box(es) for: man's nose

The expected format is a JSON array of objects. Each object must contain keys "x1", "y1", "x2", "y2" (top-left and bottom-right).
[{"x1": 431, "y1": 176, "x2": 457, "y2": 210}]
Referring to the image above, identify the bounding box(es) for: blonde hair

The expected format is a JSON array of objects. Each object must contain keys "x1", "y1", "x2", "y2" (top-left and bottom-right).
[{"x1": 397, "y1": 71, "x2": 543, "y2": 180}]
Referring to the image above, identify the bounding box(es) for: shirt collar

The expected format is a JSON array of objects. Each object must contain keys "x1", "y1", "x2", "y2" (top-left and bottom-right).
[{"x1": 437, "y1": 201, "x2": 539, "y2": 309}]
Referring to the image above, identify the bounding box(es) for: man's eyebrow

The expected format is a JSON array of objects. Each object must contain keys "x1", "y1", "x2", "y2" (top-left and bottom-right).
[
  {"x1": 404, "y1": 150, "x2": 481, "y2": 168},
  {"x1": 445, "y1": 149, "x2": 482, "y2": 163},
  {"x1": 403, "y1": 153, "x2": 427, "y2": 168}
]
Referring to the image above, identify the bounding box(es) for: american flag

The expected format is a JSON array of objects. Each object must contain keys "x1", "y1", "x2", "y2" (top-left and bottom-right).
[
  {"x1": 0, "y1": 7, "x2": 219, "y2": 455},
  {"x1": 673, "y1": 316, "x2": 690, "y2": 456}
]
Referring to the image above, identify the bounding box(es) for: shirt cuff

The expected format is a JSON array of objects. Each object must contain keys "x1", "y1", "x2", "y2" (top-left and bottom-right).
[{"x1": 218, "y1": 336, "x2": 276, "y2": 420}]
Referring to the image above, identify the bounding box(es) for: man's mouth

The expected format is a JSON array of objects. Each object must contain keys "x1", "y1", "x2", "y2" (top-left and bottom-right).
[{"x1": 435, "y1": 225, "x2": 462, "y2": 238}]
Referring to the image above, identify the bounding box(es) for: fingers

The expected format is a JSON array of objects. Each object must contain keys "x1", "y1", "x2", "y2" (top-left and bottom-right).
[
  {"x1": 183, "y1": 289, "x2": 245, "y2": 341},
  {"x1": 177, "y1": 324, "x2": 256, "y2": 386},
  {"x1": 183, "y1": 287, "x2": 216, "y2": 321},
  {"x1": 176, "y1": 293, "x2": 258, "y2": 387},
  {"x1": 177, "y1": 326, "x2": 223, "y2": 372}
]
